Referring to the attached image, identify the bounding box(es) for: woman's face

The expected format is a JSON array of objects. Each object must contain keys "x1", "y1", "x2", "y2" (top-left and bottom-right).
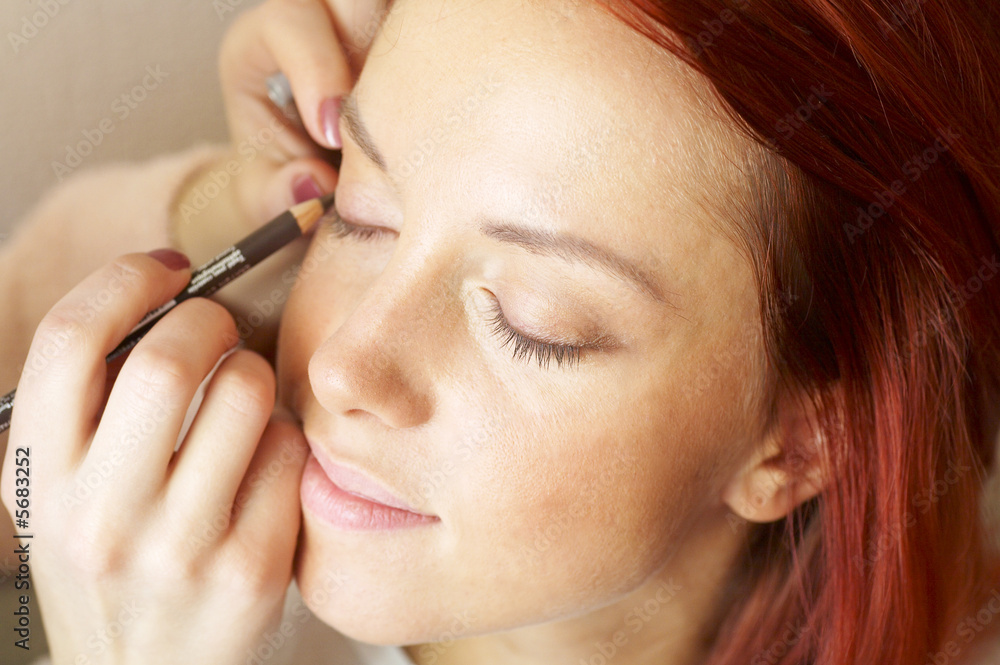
[{"x1": 278, "y1": 0, "x2": 770, "y2": 645}]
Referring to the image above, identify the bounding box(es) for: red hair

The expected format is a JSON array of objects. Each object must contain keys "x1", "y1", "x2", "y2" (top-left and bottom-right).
[{"x1": 606, "y1": 1, "x2": 1000, "y2": 663}]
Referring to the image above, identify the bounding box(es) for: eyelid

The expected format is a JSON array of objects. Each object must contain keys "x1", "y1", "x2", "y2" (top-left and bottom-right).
[
  {"x1": 325, "y1": 207, "x2": 396, "y2": 241},
  {"x1": 492, "y1": 291, "x2": 620, "y2": 350},
  {"x1": 485, "y1": 297, "x2": 585, "y2": 369},
  {"x1": 332, "y1": 173, "x2": 402, "y2": 229}
]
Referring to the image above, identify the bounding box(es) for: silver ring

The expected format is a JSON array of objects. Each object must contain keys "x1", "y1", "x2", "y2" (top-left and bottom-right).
[{"x1": 266, "y1": 71, "x2": 302, "y2": 126}]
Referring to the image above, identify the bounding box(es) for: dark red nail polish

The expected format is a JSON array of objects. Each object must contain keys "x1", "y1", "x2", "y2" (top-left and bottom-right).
[{"x1": 147, "y1": 248, "x2": 190, "y2": 271}]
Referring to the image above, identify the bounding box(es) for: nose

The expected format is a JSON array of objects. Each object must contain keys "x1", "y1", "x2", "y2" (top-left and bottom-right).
[{"x1": 307, "y1": 265, "x2": 445, "y2": 430}]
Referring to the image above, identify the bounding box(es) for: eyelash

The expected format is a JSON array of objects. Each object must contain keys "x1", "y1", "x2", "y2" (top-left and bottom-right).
[
  {"x1": 325, "y1": 208, "x2": 393, "y2": 241},
  {"x1": 325, "y1": 209, "x2": 584, "y2": 370},
  {"x1": 486, "y1": 301, "x2": 582, "y2": 369}
]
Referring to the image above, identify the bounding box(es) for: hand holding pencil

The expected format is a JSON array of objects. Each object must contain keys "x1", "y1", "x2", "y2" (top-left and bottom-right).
[
  {"x1": 0, "y1": 193, "x2": 334, "y2": 662},
  {"x1": 0, "y1": 194, "x2": 334, "y2": 434}
]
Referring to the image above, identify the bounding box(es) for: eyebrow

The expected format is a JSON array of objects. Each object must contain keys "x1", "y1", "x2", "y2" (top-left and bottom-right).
[
  {"x1": 341, "y1": 92, "x2": 388, "y2": 172},
  {"x1": 340, "y1": 94, "x2": 673, "y2": 308},
  {"x1": 480, "y1": 222, "x2": 674, "y2": 306}
]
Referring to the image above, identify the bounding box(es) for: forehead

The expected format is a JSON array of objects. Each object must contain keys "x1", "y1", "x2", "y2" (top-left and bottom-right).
[
  {"x1": 363, "y1": 1, "x2": 727, "y2": 174},
  {"x1": 356, "y1": 0, "x2": 754, "y2": 299}
]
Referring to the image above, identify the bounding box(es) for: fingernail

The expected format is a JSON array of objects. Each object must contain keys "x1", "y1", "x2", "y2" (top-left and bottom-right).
[
  {"x1": 292, "y1": 174, "x2": 325, "y2": 204},
  {"x1": 147, "y1": 248, "x2": 190, "y2": 271},
  {"x1": 319, "y1": 97, "x2": 342, "y2": 149}
]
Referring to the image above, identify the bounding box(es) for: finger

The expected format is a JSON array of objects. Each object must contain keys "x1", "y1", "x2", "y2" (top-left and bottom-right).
[
  {"x1": 243, "y1": 156, "x2": 342, "y2": 224},
  {"x1": 86, "y1": 298, "x2": 239, "y2": 504},
  {"x1": 165, "y1": 350, "x2": 276, "y2": 526},
  {"x1": 220, "y1": 0, "x2": 354, "y2": 153},
  {"x1": 226, "y1": 418, "x2": 308, "y2": 559},
  {"x1": 324, "y1": 0, "x2": 388, "y2": 69},
  {"x1": 14, "y1": 252, "x2": 191, "y2": 468}
]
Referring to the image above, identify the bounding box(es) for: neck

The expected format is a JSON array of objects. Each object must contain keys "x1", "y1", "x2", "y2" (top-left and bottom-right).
[{"x1": 405, "y1": 512, "x2": 744, "y2": 665}]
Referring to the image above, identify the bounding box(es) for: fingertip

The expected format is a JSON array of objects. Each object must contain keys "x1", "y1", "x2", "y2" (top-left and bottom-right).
[
  {"x1": 263, "y1": 159, "x2": 338, "y2": 215},
  {"x1": 292, "y1": 174, "x2": 325, "y2": 204},
  {"x1": 319, "y1": 97, "x2": 343, "y2": 150},
  {"x1": 146, "y1": 248, "x2": 191, "y2": 272}
]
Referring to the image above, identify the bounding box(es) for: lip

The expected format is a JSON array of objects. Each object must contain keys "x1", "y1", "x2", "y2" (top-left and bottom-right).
[{"x1": 300, "y1": 444, "x2": 439, "y2": 531}]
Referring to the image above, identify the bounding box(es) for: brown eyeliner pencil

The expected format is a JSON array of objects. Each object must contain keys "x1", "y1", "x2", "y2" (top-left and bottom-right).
[{"x1": 0, "y1": 193, "x2": 336, "y2": 433}]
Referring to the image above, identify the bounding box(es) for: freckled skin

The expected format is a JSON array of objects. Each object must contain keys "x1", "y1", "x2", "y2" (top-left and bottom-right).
[{"x1": 277, "y1": 0, "x2": 779, "y2": 663}]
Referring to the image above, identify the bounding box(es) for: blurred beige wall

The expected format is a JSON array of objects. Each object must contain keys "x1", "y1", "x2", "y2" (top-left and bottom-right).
[{"x1": 0, "y1": 0, "x2": 266, "y2": 235}]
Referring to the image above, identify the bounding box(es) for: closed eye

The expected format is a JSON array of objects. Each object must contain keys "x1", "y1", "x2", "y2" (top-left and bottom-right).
[
  {"x1": 325, "y1": 208, "x2": 394, "y2": 241},
  {"x1": 485, "y1": 299, "x2": 583, "y2": 369}
]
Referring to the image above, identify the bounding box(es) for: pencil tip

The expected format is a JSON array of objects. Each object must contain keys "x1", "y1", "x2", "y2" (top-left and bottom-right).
[{"x1": 320, "y1": 192, "x2": 336, "y2": 210}]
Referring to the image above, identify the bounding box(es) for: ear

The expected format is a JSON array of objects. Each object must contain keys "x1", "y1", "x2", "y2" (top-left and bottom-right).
[{"x1": 722, "y1": 389, "x2": 830, "y2": 524}]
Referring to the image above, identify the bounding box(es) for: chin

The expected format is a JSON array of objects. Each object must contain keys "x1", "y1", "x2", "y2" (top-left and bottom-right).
[
  {"x1": 292, "y1": 563, "x2": 416, "y2": 645},
  {"x1": 291, "y1": 521, "x2": 460, "y2": 646}
]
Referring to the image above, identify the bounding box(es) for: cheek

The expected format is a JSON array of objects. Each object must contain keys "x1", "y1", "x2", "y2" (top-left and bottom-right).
[
  {"x1": 275, "y1": 285, "x2": 315, "y2": 410},
  {"x1": 437, "y1": 369, "x2": 738, "y2": 621}
]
